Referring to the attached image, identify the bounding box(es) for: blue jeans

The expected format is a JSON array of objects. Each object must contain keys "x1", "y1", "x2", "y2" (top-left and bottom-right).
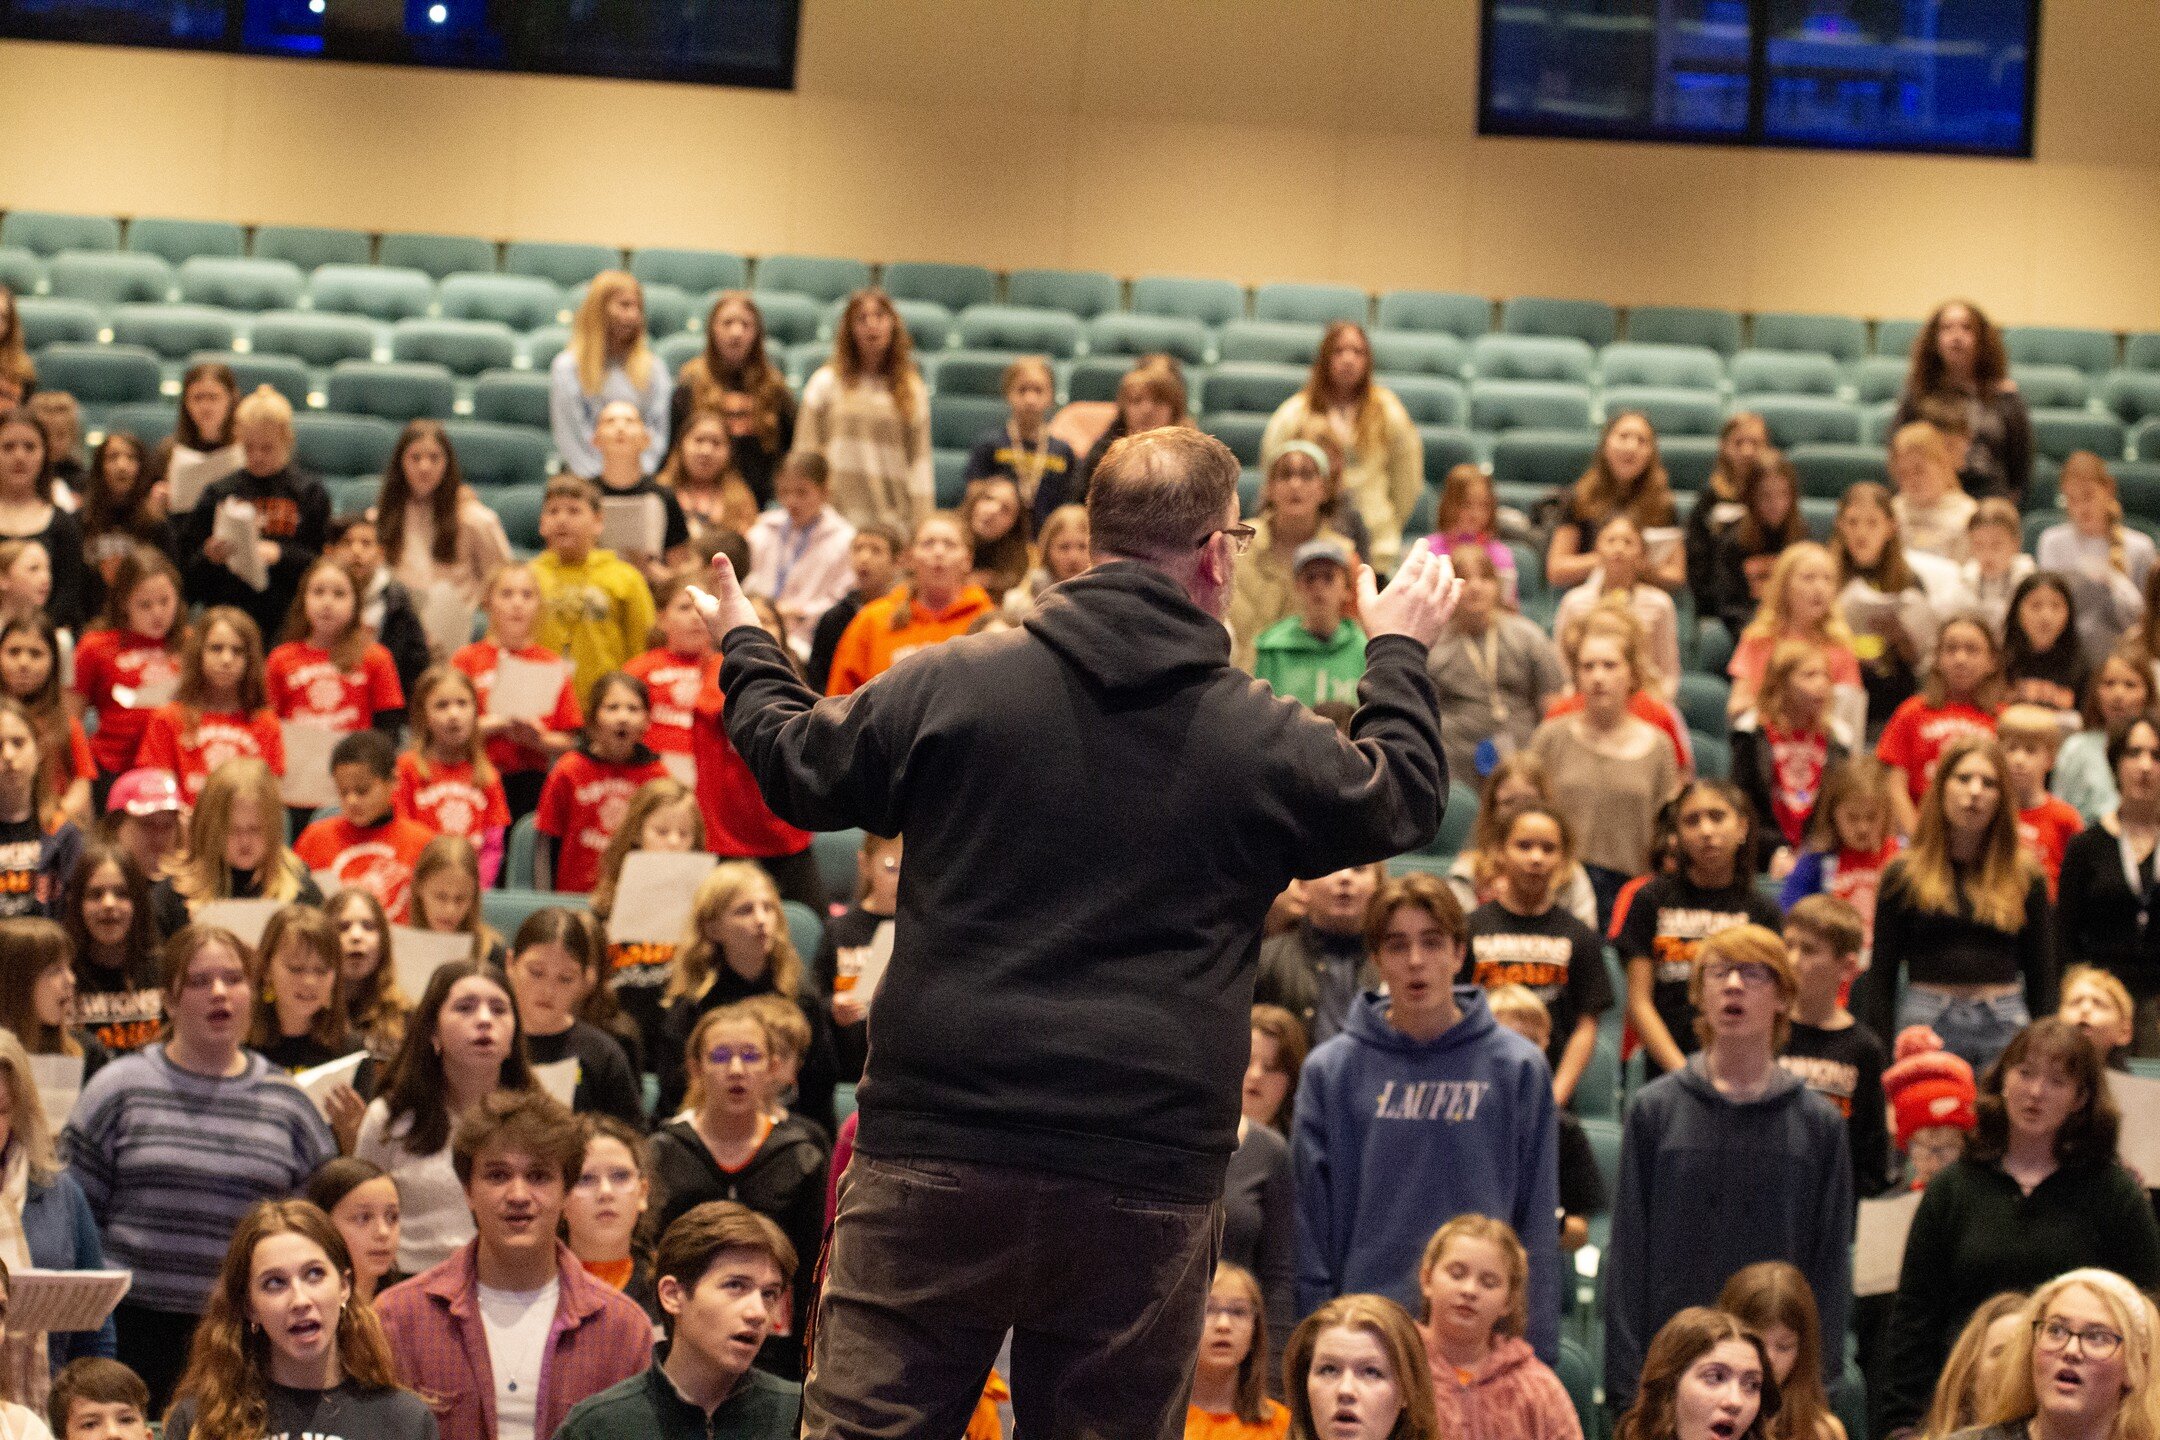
[{"x1": 1899, "y1": 986, "x2": 2030, "y2": 1075}]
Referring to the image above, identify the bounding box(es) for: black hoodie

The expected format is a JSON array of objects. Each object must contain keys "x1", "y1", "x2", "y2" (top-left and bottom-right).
[{"x1": 716, "y1": 560, "x2": 1446, "y2": 1200}]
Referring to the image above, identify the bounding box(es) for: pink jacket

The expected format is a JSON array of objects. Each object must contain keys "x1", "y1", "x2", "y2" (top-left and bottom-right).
[
  {"x1": 1428, "y1": 1336, "x2": 1583, "y2": 1440},
  {"x1": 376, "y1": 1239, "x2": 654, "y2": 1440}
]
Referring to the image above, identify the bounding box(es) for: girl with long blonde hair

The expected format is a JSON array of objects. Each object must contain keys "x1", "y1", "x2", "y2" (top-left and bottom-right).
[
  {"x1": 1972, "y1": 1271, "x2": 2160, "y2": 1440},
  {"x1": 1727, "y1": 542, "x2": 1861, "y2": 720},
  {"x1": 1260, "y1": 322, "x2": 1423, "y2": 568},
  {"x1": 794, "y1": 288, "x2": 932, "y2": 536},
  {"x1": 153, "y1": 757, "x2": 316, "y2": 930},
  {"x1": 1918, "y1": 1291, "x2": 2028, "y2": 1440},
  {"x1": 550, "y1": 269, "x2": 669, "y2": 479}
]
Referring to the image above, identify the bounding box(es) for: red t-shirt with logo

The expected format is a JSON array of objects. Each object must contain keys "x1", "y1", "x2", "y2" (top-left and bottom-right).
[
  {"x1": 624, "y1": 648, "x2": 709, "y2": 758},
  {"x1": 136, "y1": 704, "x2": 286, "y2": 802},
  {"x1": 535, "y1": 749, "x2": 670, "y2": 894},
  {"x1": 72, "y1": 630, "x2": 184, "y2": 775},
  {"x1": 2017, "y1": 795, "x2": 2084, "y2": 898},
  {"x1": 393, "y1": 752, "x2": 510, "y2": 842},
  {"x1": 292, "y1": 812, "x2": 434, "y2": 921},
  {"x1": 265, "y1": 641, "x2": 405, "y2": 731},
  {"x1": 692, "y1": 665, "x2": 811, "y2": 859},
  {"x1": 1875, "y1": 697, "x2": 1997, "y2": 804},
  {"x1": 452, "y1": 641, "x2": 584, "y2": 776}
]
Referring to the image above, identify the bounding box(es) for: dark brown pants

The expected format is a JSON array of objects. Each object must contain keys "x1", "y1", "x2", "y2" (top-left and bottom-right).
[{"x1": 803, "y1": 1153, "x2": 1221, "y2": 1440}]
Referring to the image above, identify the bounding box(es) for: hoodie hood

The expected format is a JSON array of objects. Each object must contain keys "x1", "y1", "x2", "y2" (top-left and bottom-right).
[
  {"x1": 1343, "y1": 985, "x2": 1499, "y2": 1055},
  {"x1": 1433, "y1": 1334, "x2": 1540, "y2": 1390},
  {"x1": 1024, "y1": 560, "x2": 1230, "y2": 694},
  {"x1": 1678, "y1": 1050, "x2": 1807, "y2": 1107}
]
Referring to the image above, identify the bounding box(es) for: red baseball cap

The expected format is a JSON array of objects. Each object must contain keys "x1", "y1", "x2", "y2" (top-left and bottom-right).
[{"x1": 106, "y1": 769, "x2": 183, "y2": 817}]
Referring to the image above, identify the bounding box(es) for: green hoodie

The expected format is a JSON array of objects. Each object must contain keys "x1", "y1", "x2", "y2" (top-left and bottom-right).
[{"x1": 1253, "y1": 615, "x2": 1368, "y2": 707}]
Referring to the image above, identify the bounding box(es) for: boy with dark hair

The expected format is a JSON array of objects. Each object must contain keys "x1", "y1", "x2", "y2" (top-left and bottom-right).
[
  {"x1": 803, "y1": 524, "x2": 902, "y2": 694},
  {"x1": 328, "y1": 511, "x2": 432, "y2": 698},
  {"x1": 378, "y1": 1090, "x2": 651, "y2": 1440},
  {"x1": 532, "y1": 474, "x2": 656, "y2": 704},
  {"x1": 556, "y1": 1202, "x2": 801, "y2": 1440},
  {"x1": 49, "y1": 1357, "x2": 152, "y2": 1439},
  {"x1": 1292, "y1": 871, "x2": 1561, "y2": 1359},
  {"x1": 1779, "y1": 894, "x2": 1891, "y2": 1197},
  {"x1": 292, "y1": 728, "x2": 435, "y2": 921}
]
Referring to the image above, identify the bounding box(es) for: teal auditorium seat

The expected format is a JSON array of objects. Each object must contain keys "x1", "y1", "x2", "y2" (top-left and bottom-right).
[
  {"x1": 47, "y1": 252, "x2": 173, "y2": 309},
  {"x1": 307, "y1": 265, "x2": 433, "y2": 322},
  {"x1": 928, "y1": 350, "x2": 1015, "y2": 399},
  {"x1": 2030, "y1": 409, "x2": 2125, "y2": 463},
  {"x1": 1848, "y1": 355, "x2": 1909, "y2": 404},
  {"x1": 439, "y1": 272, "x2": 564, "y2": 332},
  {"x1": 1469, "y1": 380, "x2": 1595, "y2": 434},
  {"x1": 1789, "y1": 443, "x2": 1889, "y2": 498},
  {"x1": 32, "y1": 343, "x2": 161, "y2": 419},
  {"x1": 493, "y1": 485, "x2": 547, "y2": 553},
  {"x1": 631, "y1": 248, "x2": 748, "y2": 296},
  {"x1": 1253, "y1": 282, "x2": 1368, "y2": 327},
  {"x1": 1419, "y1": 427, "x2": 1479, "y2": 487},
  {"x1": 0, "y1": 249, "x2": 41, "y2": 295},
  {"x1": 883, "y1": 261, "x2": 996, "y2": 313},
  {"x1": 16, "y1": 299, "x2": 98, "y2": 348},
  {"x1": 1201, "y1": 414, "x2": 1268, "y2": 466},
  {"x1": 504, "y1": 241, "x2": 621, "y2": 290},
  {"x1": 198, "y1": 352, "x2": 310, "y2": 409},
  {"x1": 933, "y1": 450, "x2": 968, "y2": 506},
  {"x1": 1065, "y1": 356, "x2": 1130, "y2": 403},
  {"x1": 784, "y1": 902, "x2": 824, "y2": 971},
  {"x1": 1085, "y1": 313, "x2": 1209, "y2": 367},
  {"x1": 2126, "y1": 335, "x2": 2160, "y2": 374},
  {"x1": 441, "y1": 420, "x2": 552, "y2": 488},
  {"x1": 1597, "y1": 342, "x2": 1723, "y2": 393},
  {"x1": 178, "y1": 256, "x2": 304, "y2": 312},
  {"x1": 890, "y1": 298, "x2": 955, "y2": 352},
  {"x1": 1007, "y1": 269, "x2": 1120, "y2": 319},
  {"x1": 468, "y1": 369, "x2": 552, "y2": 431},
  {"x1": 1200, "y1": 362, "x2": 1304, "y2": 416},
  {"x1": 1558, "y1": 1338, "x2": 1600, "y2": 1440},
  {"x1": 2010, "y1": 365, "x2": 2090, "y2": 411},
  {"x1": 1874, "y1": 319, "x2": 1922, "y2": 357},
  {"x1": 564, "y1": 279, "x2": 688, "y2": 337},
  {"x1": 1691, "y1": 730, "x2": 1730, "y2": 780},
  {"x1": 109, "y1": 303, "x2": 241, "y2": 360},
  {"x1": 1473, "y1": 334, "x2": 1596, "y2": 385},
  {"x1": 501, "y1": 813, "x2": 546, "y2": 889},
  {"x1": 292, "y1": 413, "x2": 399, "y2": 482},
  {"x1": 325, "y1": 476, "x2": 377, "y2": 513},
  {"x1": 748, "y1": 291, "x2": 822, "y2": 347},
  {"x1": 2006, "y1": 325, "x2": 2117, "y2": 377},
  {"x1": 1751, "y1": 312, "x2": 1866, "y2": 363},
  {"x1": 1388, "y1": 375, "x2": 1466, "y2": 428},
  {"x1": 2101, "y1": 372, "x2": 2160, "y2": 426},
  {"x1": 1500, "y1": 296, "x2": 1616, "y2": 349},
  {"x1": 1661, "y1": 435, "x2": 1719, "y2": 493},
  {"x1": 1217, "y1": 320, "x2": 1323, "y2": 366},
  {"x1": 1432, "y1": 780, "x2": 1479, "y2": 857},
  {"x1": 1131, "y1": 276, "x2": 1245, "y2": 328},
  {"x1": 1743, "y1": 396, "x2": 1862, "y2": 448},
  {"x1": 2135, "y1": 421, "x2": 2160, "y2": 464},
  {"x1": 252, "y1": 225, "x2": 372, "y2": 271},
  {"x1": 483, "y1": 888, "x2": 562, "y2": 935},
  {"x1": 0, "y1": 211, "x2": 120, "y2": 256},
  {"x1": 127, "y1": 217, "x2": 244, "y2": 265},
  {"x1": 955, "y1": 305, "x2": 1081, "y2": 359},
  {"x1": 391, "y1": 318, "x2": 519, "y2": 377},
  {"x1": 655, "y1": 333, "x2": 702, "y2": 374},
  {"x1": 100, "y1": 401, "x2": 176, "y2": 444},
  {"x1": 1371, "y1": 331, "x2": 1467, "y2": 378},
  {"x1": 1728, "y1": 350, "x2": 1842, "y2": 398},
  {"x1": 1490, "y1": 430, "x2": 1599, "y2": 490},
  {"x1": 1376, "y1": 290, "x2": 1491, "y2": 341},
  {"x1": 1601, "y1": 387, "x2": 1722, "y2": 438},
  {"x1": 1676, "y1": 673, "x2": 1730, "y2": 734},
  {"x1": 379, "y1": 232, "x2": 497, "y2": 279},
  {"x1": 526, "y1": 326, "x2": 572, "y2": 371},
  {"x1": 811, "y1": 828, "x2": 864, "y2": 906},
  {"x1": 250, "y1": 310, "x2": 378, "y2": 370},
  {"x1": 756, "y1": 255, "x2": 871, "y2": 304},
  {"x1": 930, "y1": 395, "x2": 1006, "y2": 451},
  {"x1": 1860, "y1": 402, "x2": 1898, "y2": 446},
  {"x1": 325, "y1": 360, "x2": 456, "y2": 422},
  {"x1": 1625, "y1": 305, "x2": 1742, "y2": 357}
]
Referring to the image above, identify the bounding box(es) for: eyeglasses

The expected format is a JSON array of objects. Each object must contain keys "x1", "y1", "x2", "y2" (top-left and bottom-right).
[
  {"x1": 2035, "y1": 1319, "x2": 2124, "y2": 1360},
  {"x1": 1205, "y1": 1302, "x2": 1255, "y2": 1322},
  {"x1": 1196, "y1": 524, "x2": 1257, "y2": 557},
  {"x1": 1703, "y1": 961, "x2": 1779, "y2": 987},
  {"x1": 706, "y1": 1046, "x2": 766, "y2": 1068}
]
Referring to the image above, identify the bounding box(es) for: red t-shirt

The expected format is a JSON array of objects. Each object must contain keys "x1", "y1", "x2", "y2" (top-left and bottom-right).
[
  {"x1": 624, "y1": 648, "x2": 709, "y2": 758},
  {"x1": 72, "y1": 629, "x2": 183, "y2": 775},
  {"x1": 692, "y1": 664, "x2": 811, "y2": 859},
  {"x1": 2017, "y1": 795, "x2": 2084, "y2": 898},
  {"x1": 292, "y1": 812, "x2": 435, "y2": 921},
  {"x1": 1875, "y1": 698, "x2": 1997, "y2": 803},
  {"x1": 1544, "y1": 691, "x2": 1695, "y2": 773},
  {"x1": 265, "y1": 641, "x2": 404, "y2": 731},
  {"x1": 393, "y1": 752, "x2": 510, "y2": 841},
  {"x1": 535, "y1": 749, "x2": 670, "y2": 894},
  {"x1": 39, "y1": 716, "x2": 94, "y2": 798},
  {"x1": 453, "y1": 641, "x2": 584, "y2": 776},
  {"x1": 1762, "y1": 722, "x2": 1830, "y2": 849},
  {"x1": 136, "y1": 704, "x2": 285, "y2": 803}
]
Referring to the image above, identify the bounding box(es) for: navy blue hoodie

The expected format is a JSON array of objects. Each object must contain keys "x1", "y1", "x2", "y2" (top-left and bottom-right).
[
  {"x1": 1292, "y1": 986, "x2": 1560, "y2": 1361},
  {"x1": 1604, "y1": 1053, "x2": 1853, "y2": 1413}
]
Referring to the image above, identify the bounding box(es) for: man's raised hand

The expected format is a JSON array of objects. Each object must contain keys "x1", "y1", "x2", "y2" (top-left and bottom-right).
[
  {"x1": 1359, "y1": 545, "x2": 1463, "y2": 649},
  {"x1": 688, "y1": 553, "x2": 764, "y2": 648}
]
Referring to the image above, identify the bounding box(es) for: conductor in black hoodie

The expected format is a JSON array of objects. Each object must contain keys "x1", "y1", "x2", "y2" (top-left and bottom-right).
[{"x1": 691, "y1": 427, "x2": 1461, "y2": 1440}]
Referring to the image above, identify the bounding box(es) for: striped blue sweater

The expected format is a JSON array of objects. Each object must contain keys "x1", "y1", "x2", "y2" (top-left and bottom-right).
[{"x1": 63, "y1": 1044, "x2": 335, "y2": 1313}]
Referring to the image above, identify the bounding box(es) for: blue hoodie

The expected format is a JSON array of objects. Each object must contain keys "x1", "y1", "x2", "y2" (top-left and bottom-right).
[{"x1": 1292, "y1": 986, "x2": 1560, "y2": 1361}]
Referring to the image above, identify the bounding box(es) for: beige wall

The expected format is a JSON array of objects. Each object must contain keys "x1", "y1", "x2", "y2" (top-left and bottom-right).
[{"x1": 2, "y1": 0, "x2": 2156, "y2": 329}]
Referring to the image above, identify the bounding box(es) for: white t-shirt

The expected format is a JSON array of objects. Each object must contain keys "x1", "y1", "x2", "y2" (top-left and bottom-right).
[
  {"x1": 478, "y1": 1277, "x2": 559, "y2": 1440},
  {"x1": 352, "y1": 1100, "x2": 475, "y2": 1273}
]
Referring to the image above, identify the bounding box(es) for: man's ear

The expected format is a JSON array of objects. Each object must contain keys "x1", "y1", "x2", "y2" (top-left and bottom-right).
[{"x1": 657, "y1": 1273, "x2": 685, "y2": 1320}]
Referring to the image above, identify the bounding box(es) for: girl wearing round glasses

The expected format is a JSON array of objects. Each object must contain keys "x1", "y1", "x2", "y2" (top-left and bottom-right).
[
  {"x1": 1882, "y1": 1019, "x2": 2160, "y2": 1436},
  {"x1": 1945, "y1": 1269, "x2": 2160, "y2": 1440}
]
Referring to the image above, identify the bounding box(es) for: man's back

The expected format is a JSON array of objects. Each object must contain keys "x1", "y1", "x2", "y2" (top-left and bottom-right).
[{"x1": 719, "y1": 561, "x2": 1445, "y2": 1200}]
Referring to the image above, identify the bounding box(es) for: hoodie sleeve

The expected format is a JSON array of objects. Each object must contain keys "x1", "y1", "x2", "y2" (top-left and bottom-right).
[
  {"x1": 1804, "y1": 1101, "x2": 1854, "y2": 1397},
  {"x1": 716, "y1": 624, "x2": 911, "y2": 836},
  {"x1": 1278, "y1": 634, "x2": 1448, "y2": 881},
  {"x1": 1292, "y1": 1060, "x2": 1342, "y2": 1320},
  {"x1": 1517, "y1": 1061, "x2": 1564, "y2": 1366},
  {"x1": 1602, "y1": 1091, "x2": 1657, "y2": 1415}
]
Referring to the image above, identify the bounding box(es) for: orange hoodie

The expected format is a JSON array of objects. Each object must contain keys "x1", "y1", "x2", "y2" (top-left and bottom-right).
[{"x1": 826, "y1": 584, "x2": 995, "y2": 695}]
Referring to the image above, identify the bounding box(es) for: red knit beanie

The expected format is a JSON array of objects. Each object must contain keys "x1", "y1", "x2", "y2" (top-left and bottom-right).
[{"x1": 1882, "y1": 1025, "x2": 1978, "y2": 1150}]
